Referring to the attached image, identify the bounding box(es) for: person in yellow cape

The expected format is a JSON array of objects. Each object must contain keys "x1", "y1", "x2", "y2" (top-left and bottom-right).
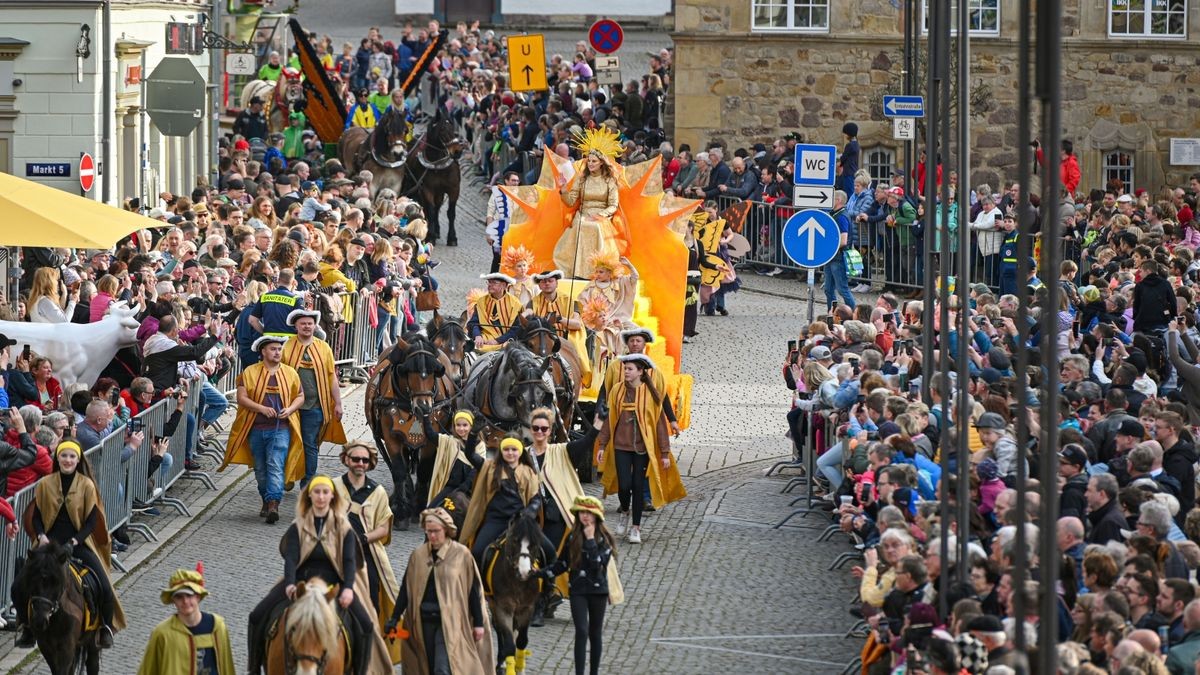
[
  {"x1": 246, "y1": 476, "x2": 391, "y2": 675},
  {"x1": 598, "y1": 325, "x2": 682, "y2": 436},
  {"x1": 281, "y1": 309, "x2": 348, "y2": 488},
  {"x1": 19, "y1": 439, "x2": 126, "y2": 649},
  {"x1": 526, "y1": 269, "x2": 592, "y2": 383},
  {"x1": 596, "y1": 354, "x2": 686, "y2": 544},
  {"x1": 218, "y1": 335, "x2": 305, "y2": 525},
  {"x1": 460, "y1": 436, "x2": 555, "y2": 567},
  {"x1": 137, "y1": 566, "x2": 236, "y2": 675},
  {"x1": 386, "y1": 507, "x2": 493, "y2": 675},
  {"x1": 333, "y1": 441, "x2": 402, "y2": 664},
  {"x1": 466, "y1": 273, "x2": 524, "y2": 353},
  {"x1": 525, "y1": 407, "x2": 603, "y2": 627},
  {"x1": 501, "y1": 245, "x2": 537, "y2": 306},
  {"x1": 421, "y1": 410, "x2": 483, "y2": 511},
  {"x1": 577, "y1": 252, "x2": 638, "y2": 389},
  {"x1": 534, "y1": 495, "x2": 624, "y2": 675}
]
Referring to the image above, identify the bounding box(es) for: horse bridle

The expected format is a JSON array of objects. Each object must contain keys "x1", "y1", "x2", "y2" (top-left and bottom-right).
[
  {"x1": 522, "y1": 326, "x2": 558, "y2": 357},
  {"x1": 29, "y1": 596, "x2": 60, "y2": 623},
  {"x1": 369, "y1": 111, "x2": 410, "y2": 169},
  {"x1": 432, "y1": 321, "x2": 468, "y2": 374},
  {"x1": 284, "y1": 622, "x2": 329, "y2": 675}
]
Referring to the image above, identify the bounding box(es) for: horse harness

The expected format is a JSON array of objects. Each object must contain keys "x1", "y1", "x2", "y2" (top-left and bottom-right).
[
  {"x1": 373, "y1": 346, "x2": 453, "y2": 447},
  {"x1": 432, "y1": 320, "x2": 468, "y2": 378},
  {"x1": 402, "y1": 127, "x2": 461, "y2": 198},
  {"x1": 524, "y1": 326, "x2": 575, "y2": 401},
  {"x1": 276, "y1": 605, "x2": 352, "y2": 675},
  {"x1": 29, "y1": 562, "x2": 98, "y2": 632}
]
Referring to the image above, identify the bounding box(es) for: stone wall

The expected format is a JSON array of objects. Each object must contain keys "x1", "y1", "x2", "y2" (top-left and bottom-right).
[{"x1": 671, "y1": 0, "x2": 1200, "y2": 191}]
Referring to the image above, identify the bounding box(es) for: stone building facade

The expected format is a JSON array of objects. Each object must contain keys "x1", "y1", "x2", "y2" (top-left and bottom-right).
[{"x1": 671, "y1": 0, "x2": 1200, "y2": 192}]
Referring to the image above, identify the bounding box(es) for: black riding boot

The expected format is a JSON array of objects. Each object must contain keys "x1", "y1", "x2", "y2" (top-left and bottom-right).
[
  {"x1": 351, "y1": 617, "x2": 371, "y2": 675},
  {"x1": 246, "y1": 621, "x2": 264, "y2": 674},
  {"x1": 529, "y1": 594, "x2": 546, "y2": 628},
  {"x1": 15, "y1": 626, "x2": 33, "y2": 649}
]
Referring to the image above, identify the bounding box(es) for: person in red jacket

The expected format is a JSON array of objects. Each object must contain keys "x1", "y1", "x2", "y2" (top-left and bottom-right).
[
  {"x1": 3, "y1": 424, "x2": 51, "y2": 497},
  {"x1": 1035, "y1": 139, "x2": 1081, "y2": 197}
]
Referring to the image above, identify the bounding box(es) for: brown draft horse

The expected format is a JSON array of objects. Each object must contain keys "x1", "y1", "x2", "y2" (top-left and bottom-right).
[
  {"x1": 403, "y1": 110, "x2": 464, "y2": 245},
  {"x1": 266, "y1": 578, "x2": 347, "y2": 675},
  {"x1": 426, "y1": 311, "x2": 471, "y2": 386},
  {"x1": 518, "y1": 315, "x2": 582, "y2": 443},
  {"x1": 12, "y1": 541, "x2": 101, "y2": 675},
  {"x1": 338, "y1": 106, "x2": 410, "y2": 197},
  {"x1": 365, "y1": 334, "x2": 455, "y2": 528}
]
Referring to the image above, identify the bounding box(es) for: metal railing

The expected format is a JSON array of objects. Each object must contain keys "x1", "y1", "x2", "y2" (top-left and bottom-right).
[{"x1": 716, "y1": 194, "x2": 1083, "y2": 295}]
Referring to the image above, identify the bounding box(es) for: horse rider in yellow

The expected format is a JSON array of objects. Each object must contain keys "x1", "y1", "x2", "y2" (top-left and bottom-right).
[
  {"x1": 333, "y1": 441, "x2": 403, "y2": 665},
  {"x1": 281, "y1": 309, "x2": 348, "y2": 488},
  {"x1": 596, "y1": 354, "x2": 686, "y2": 543},
  {"x1": 526, "y1": 269, "x2": 592, "y2": 380},
  {"x1": 467, "y1": 273, "x2": 524, "y2": 353},
  {"x1": 218, "y1": 335, "x2": 306, "y2": 525}
]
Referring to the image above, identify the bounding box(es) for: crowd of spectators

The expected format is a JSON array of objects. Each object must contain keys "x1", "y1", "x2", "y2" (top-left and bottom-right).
[{"x1": 777, "y1": 158, "x2": 1200, "y2": 672}]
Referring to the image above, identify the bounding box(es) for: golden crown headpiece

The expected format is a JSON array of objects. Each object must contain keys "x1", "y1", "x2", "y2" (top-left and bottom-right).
[{"x1": 572, "y1": 125, "x2": 623, "y2": 160}]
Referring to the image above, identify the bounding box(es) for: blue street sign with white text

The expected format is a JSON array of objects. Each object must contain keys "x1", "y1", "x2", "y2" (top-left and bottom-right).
[
  {"x1": 792, "y1": 143, "x2": 837, "y2": 188},
  {"x1": 781, "y1": 209, "x2": 841, "y2": 268},
  {"x1": 883, "y1": 95, "x2": 925, "y2": 118},
  {"x1": 25, "y1": 163, "x2": 71, "y2": 178}
]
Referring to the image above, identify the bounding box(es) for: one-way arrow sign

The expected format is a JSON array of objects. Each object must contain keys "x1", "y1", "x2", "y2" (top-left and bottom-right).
[
  {"x1": 883, "y1": 94, "x2": 925, "y2": 118},
  {"x1": 781, "y1": 209, "x2": 841, "y2": 268},
  {"x1": 792, "y1": 186, "x2": 833, "y2": 210}
]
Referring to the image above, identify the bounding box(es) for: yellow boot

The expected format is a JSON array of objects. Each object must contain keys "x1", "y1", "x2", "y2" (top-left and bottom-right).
[
  {"x1": 504, "y1": 655, "x2": 517, "y2": 675},
  {"x1": 515, "y1": 648, "x2": 532, "y2": 672}
]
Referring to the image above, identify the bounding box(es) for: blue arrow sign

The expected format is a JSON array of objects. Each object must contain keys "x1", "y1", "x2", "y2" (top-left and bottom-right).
[
  {"x1": 781, "y1": 209, "x2": 841, "y2": 268},
  {"x1": 883, "y1": 94, "x2": 925, "y2": 118},
  {"x1": 792, "y1": 143, "x2": 837, "y2": 188}
]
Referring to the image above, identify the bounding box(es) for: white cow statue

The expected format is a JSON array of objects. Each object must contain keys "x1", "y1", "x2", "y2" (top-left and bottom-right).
[{"x1": 0, "y1": 301, "x2": 141, "y2": 387}]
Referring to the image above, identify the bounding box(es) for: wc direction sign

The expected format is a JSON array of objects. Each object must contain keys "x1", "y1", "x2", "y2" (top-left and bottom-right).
[{"x1": 792, "y1": 143, "x2": 837, "y2": 189}]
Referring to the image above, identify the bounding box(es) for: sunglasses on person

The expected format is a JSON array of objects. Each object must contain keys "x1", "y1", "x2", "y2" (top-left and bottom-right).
[
  {"x1": 347, "y1": 455, "x2": 371, "y2": 464},
  {"x1": 531, "y1": 425, "x2": 550, "y2": 433}
]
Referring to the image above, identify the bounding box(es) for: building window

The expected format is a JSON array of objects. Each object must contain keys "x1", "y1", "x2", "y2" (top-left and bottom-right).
[
  {"x1": 1103, "y1": 151, "x2": 1135, "y2": 194},
  {"x1": 1109, "y1": 0, "x2": 1186, "y2": 38},
  {"x1": 751, "y1": 0, "x2": 830, "y2": 32},
  {"x1": 921, "y1": 0, "x2": 1000, "y2": 35},
  {"x1": 865, "y1": 147, "x2": 896, "y2": 187}
]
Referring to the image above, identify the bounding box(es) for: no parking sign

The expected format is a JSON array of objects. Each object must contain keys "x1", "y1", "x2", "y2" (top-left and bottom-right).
[{"x1": 588, "y1": 19, "x2": 623, "y2": 54}]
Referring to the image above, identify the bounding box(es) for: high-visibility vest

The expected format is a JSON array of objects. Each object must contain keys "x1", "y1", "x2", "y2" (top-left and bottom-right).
[{"x1": 1001, "y1": 231, "x2": 1019, "y2": 264}]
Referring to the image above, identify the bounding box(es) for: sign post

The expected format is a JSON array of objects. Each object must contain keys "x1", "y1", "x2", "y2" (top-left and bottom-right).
[
  {"x1": 507, "y1": 34, "x2": 548, "y2": 93},
  {"x1": 789, "y1": 143, "x2": 839, "y2": 320},
  {"x1": 782, "y1": 208, "x2": 841, "y2": 323},
  {"x1": 145, "y1": 57, "x2": 206, "y2": 137}
]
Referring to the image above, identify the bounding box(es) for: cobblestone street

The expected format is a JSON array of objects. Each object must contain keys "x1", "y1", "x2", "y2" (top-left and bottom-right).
[{"x1": 1, "y1": 162, "x2": 859, "y2": 674}]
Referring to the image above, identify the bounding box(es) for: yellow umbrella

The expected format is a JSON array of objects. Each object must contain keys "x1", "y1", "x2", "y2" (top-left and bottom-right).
[{"x1": 0, "y1": 171, "x2": 163, "y2": 248}]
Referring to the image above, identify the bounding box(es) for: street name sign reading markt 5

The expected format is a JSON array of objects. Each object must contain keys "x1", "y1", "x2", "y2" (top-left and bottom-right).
[
  {"x1": 883, "y1": 95, "x2": 925, "y2": 118},
  {"x1": 146, "y1": 57, "x2": 206, "y2": 137},
  {"x1": 782, "y1": 209, "x2": 841, "y2": 269},
  {"x1": 507, "y1": 34, "x2": 547, "y2": 93}
]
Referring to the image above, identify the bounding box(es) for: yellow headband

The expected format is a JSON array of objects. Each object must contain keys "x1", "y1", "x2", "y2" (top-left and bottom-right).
[
  {"x1": 307, "y1": 476, "x2": 334, "y2": 494},
  {"x1": 499, "y1": 437, "x2": 524, "y2": 453},
  {"x1": 453, "y1": 410, "x2": 474, "y2": 426},
  {"x1": 56, "y1": 440, "x2": 82, "y2": 457}
]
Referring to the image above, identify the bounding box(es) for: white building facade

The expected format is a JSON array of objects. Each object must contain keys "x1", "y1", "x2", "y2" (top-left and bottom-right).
[{"x1": 0, "y1": 0, "x2": 214, "y2": 206}]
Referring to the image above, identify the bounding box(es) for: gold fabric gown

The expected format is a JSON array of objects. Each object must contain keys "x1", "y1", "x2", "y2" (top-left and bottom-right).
[{"x1": 554, "y1": 173, "x2": 621, "y2": 279}]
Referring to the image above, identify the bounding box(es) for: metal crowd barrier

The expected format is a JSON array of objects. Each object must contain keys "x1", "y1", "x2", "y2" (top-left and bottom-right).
[
  {"x1": 716, "y1": 195, "x2": 1083, "y2": 295},
  {"x1": 773, "y1": 407, "x2": 838, "y2": 529},
  {"x1": 0, "y1": 485, "x2": 36, "y2": 615}
]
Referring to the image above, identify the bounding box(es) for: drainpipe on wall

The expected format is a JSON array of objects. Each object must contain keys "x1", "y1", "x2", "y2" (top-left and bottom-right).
[{"x1": 101, "y1": 0, "x2": 112, "y2": 203}]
